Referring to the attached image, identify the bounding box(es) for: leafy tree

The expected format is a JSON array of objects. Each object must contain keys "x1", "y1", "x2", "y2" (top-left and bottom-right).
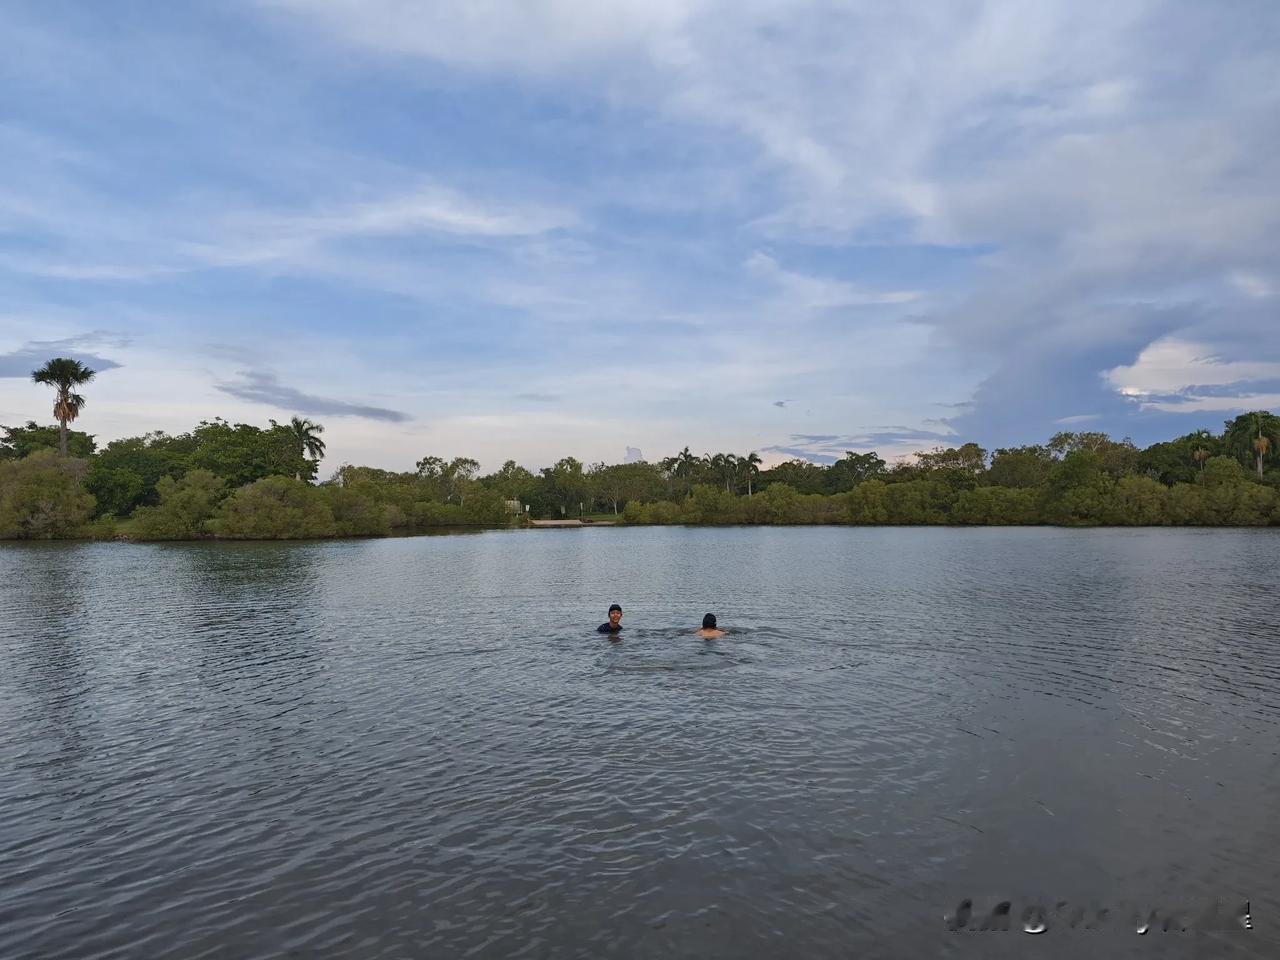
[
  {"x1": 883, "y1": 478, "x2": 951, "y2": 523},
  {"x1": 911, "y1": 443, "x2": 987, "y2": 494},
  {"x1": 273, "y1": 417, "x2": 326, "y2": 480},
  {"x1": 1198, "y1": 455, "x2": 1248, "y2": 489},
  {"x1": 415, "y1": 455, "x2": 481, "y2": 503},
  {"x1": 1166, "y1": 483, "x2": 1209, "y2": 525},
  {"x1": 623, "y1": 498, "x2": 682, "y2": 524},
  {"x1": 986, "y1": 445, "x2": 1055, "y2": 488},
  {"x1": 1195, "y1": 456, "x2": 1275, "y2": 524},
  {"x1": 1106, "y1": 476, "x2": 1170, "y2": 526},
  {"x1": 459, "y1": 487, "x2": 510, "y2": 525},
  {"x1": 1048, "y1": 431, "x2": 1139, "y2": 478},
  {"x1": 31, "y1": 358, "x2": 96, "y2": 456},
  {"x1": 740, "y1": 482, "x2": 797, "y2": 523},
  {"x1": 847, "y1": 478, "x2": 890, "y2": 523},
  {"x1": 1223, "y1": 411, "x2": 1280, "y2": 480},
  {"x1": 211, "y1": 477, "x2": 337, "y2": 539},
  {"x1": 86, "y1": 432, "x2": 193, "y2": 516},
  {"x1": 88, "y1": 467, "x2": 145, "y2": 518},
  {"x1": 916, "y1": 443, "x2": 987, "y2": 475},
  {"x1": 825, "y1": 450, "x2": 885, "y2": 493},
  {"x1": 758, "y1": 458, "x2": 827, "y2": 494},
  {"x1": 586, "y1": 461, "x2": 664, "y2": 515},
  {"x1": 951, "y1": 486, "x2": 1040, "y2": 524},
  {"x1": 131, "y1": 470, "x2": 225, "y2": 540},
  {"x1": 0, "y1": 421, "x2": 96, "y2": 459},
  {"x1": 0, "y1": 449, "x2": 96, "y2": 538},
  {"x1": 187, "y1": 419, "x2": 312, "y2": 486},
  {"x1": 683, "y1": 483, "x2": 742, "y2": 524},
  {"x1": 1138, "y1": 430, "x2": 1221, "y2": 486},
  {"x1": 321, "y1": 484, "x2": 391, "y2": 537},
  {"x1": 538, "y1": 456, "x2": 588, "y2": 517},
  {"x1": 447, "y1": 457, "x2": 481, "y2": 504},
  {"x1": 484, "y1": 460, "x2": 538, "y2": 504},
  {"x1": 1043, "y1": 450, "x2": 1114, "y2": 525}
]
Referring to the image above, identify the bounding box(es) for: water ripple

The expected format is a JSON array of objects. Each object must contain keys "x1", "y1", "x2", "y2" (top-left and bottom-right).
[{"x1": 1, "y1": 529, "x2": 1277, "y2": 958}]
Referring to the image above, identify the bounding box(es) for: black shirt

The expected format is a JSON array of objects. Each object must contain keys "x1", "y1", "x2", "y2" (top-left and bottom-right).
[{"x1": 597, "y1": 622, "x2": 621, "y2": 633}]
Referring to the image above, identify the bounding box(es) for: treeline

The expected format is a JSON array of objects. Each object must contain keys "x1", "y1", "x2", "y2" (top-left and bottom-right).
[
  {"x1": 0, "y1": 419, "x2": 512, "y2": 540},
  {"x1": 1, "y1": 412, "x2": 1279, "y2": 540}
]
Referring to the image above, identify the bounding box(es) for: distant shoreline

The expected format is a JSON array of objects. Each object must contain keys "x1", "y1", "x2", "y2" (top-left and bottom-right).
[{"x1": 4, "y1": 520, "x2": 1279, "y2": 546}]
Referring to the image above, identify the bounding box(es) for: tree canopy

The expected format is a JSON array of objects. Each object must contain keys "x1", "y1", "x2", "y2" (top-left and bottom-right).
[{"x1": 2, "y1": 409, "x2": 1279, "y2": 540}]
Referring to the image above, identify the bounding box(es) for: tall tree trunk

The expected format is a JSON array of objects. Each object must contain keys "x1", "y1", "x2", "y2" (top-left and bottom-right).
[
  {"x1": 58, "y1": 418, "x2": 68, "y2": 457},
  {"x1": 1258, "y1": 452, "x2": 1265, "y2": 480}
]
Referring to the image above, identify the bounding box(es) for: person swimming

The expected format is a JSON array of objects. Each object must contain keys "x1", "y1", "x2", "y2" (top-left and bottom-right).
[
  {"x1": 597, "y1": 603, "x2": 623, "y2": 634},
  {"x1": 696, "y1": 613, "x2": 725, "y2": 639}
]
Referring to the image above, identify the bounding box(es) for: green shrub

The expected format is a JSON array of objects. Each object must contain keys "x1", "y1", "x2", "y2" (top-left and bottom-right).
[
  {"x1": 322, "y1": 485, "x2": 391, "y2": 537},
  {"x1": 210, "y1": 476, "x2": 337, "y2": 539},
  {"x1": 0, "y1": 450, "x2": 96, "y2": 539},
  {"x1": 1105, "y1": 476, "x2": 1170, "y2": 526},
  {"x1": 847, "y1": 479, "x2": 890, "y2": 524},
  {"x1": 131, "y1": 470, "x2": 225, "y2": 540},
  {"x1": 952, "y1": 486, "x2": 1040, "y2": 524}
]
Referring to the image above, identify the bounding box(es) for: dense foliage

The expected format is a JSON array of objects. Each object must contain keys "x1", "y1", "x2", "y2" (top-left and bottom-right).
[
  {"x1": 1, "y1": 412, "x2": 1279, "y2": 540},
  {"x1": 0, "y1": 450, "x2": 96, "y2": 539}
]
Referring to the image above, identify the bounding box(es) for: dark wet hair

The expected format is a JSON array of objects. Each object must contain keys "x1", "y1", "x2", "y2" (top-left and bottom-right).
[
  {"x1": 609, "y1": 604, "x2": 622, "y2": 613},
  {"x1": 702, "y1": 613, "x2": 717, "y2": 629}
]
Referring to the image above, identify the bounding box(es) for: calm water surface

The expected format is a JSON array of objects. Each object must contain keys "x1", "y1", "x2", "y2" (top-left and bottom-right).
[{"x1": 1, "y1": 527, "x2": 1277, "y2": 959}]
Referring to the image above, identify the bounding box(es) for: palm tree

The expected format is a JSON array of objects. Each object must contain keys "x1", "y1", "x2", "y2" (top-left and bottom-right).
[
  {"x1": 31, "y1": 357, "x2": 96, "y2": 456},
  {"x1": 1191, "y1": 447, "x2": 1209, "y2": 472},
  {"x1": 707, "y1": 452, "x2": 727, "y2": 492},
  {"x1": 742, "y1": 452, "x2": 762, "y2": 496},
  {"x1": 674, "y1": 446, "x2": 698, "y2": 496},
  {"x1": 287, "y1": 416, "x2": 325, "y2": 480},
  {"x1": 723, "y1": 453, "x2": 739, "y2": 493},
  {"x1": 1254, "y1": 434, "x2": 1272, "y2": 480},
  {"x1": 1224, "y1": 411, "x2": 1280, "y2": 481}
]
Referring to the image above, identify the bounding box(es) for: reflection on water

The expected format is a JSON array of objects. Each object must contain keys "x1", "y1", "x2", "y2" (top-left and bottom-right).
[{"x1": 1, "y1": 528, "x2": 1277, "y2": 959}]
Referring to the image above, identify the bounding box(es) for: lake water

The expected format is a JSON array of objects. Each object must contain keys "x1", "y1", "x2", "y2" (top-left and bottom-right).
[{"x1": 1, "y1": 527, "x2": 1277, "y2": 959}]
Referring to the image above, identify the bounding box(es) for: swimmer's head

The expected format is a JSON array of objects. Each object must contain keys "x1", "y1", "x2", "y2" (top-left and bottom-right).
[
  {"x1": 702, "y1": 613, "x2": 717, "y2": 629},
  {"x1": 608, "y1": 603, "x2": 622, "y2": 625}
]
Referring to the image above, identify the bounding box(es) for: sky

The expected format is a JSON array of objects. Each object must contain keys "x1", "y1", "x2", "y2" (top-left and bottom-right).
[{"x1": 2, "y1": 0, "x2": 1278, "y2": 473}]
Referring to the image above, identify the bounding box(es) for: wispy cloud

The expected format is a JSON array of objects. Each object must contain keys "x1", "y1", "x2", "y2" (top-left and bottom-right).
[
  {"x1": 187, "y1": 186, "x2": 577, "y2": 269},
  {"x1": 745, "y1": 253, "x2": 920, "y2": 308},
  {"x1": 215, "y1": 371, "x2": 412, "y2": 423},
  {"x1": 1, "y1": 1, "x2": 1276, "y2": 468},
  {"x1": 0, "y1": 333, "x2": 127, "y2": 378}
]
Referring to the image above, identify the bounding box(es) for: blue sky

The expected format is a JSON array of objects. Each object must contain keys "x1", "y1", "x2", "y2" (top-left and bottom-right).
[{"x1": 2, "y1": 1, "x2": 1278, "y2": 472}]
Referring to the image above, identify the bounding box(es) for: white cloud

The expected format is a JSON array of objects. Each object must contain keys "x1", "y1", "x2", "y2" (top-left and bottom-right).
[
  {"x1": 259, "y1": 0, "x2": 705, "y2": 71},
  {"x1": 744, "y1": 253, "x2": 919, "y2": 307},
  {"x1": 1228, "y1": 270, "x2": 1274, "y2": 299},
  {"x1": 1104, "y1": 337, "x2": 1280, "y2": 397}
]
